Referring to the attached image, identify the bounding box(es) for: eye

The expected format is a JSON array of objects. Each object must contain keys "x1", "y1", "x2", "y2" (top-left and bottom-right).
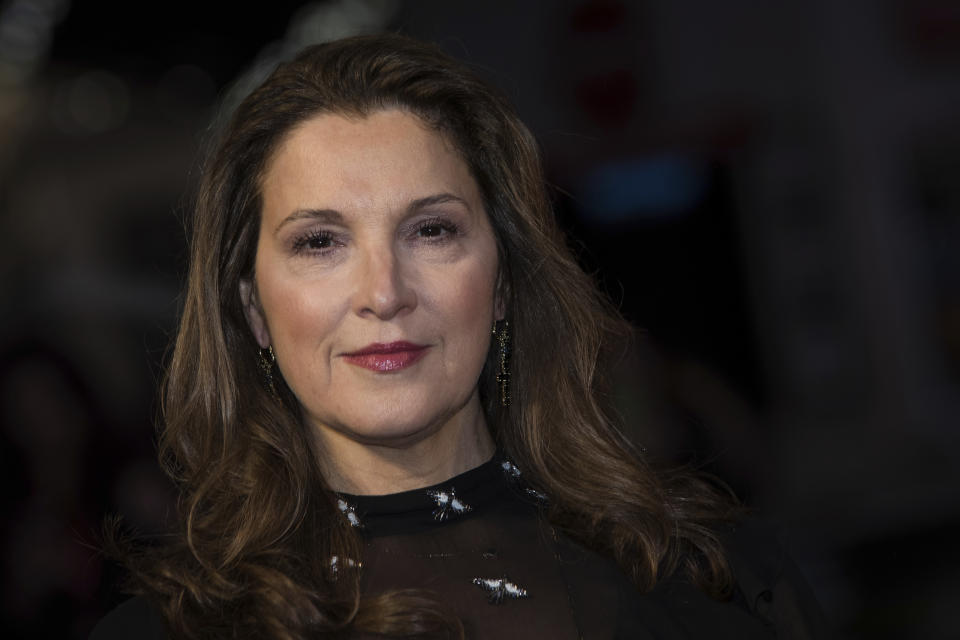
[
  {"x1": 414, "y1": 217, "x2": 459, "y2": 241},
  {"x1": 292, "y1": 230, "x2": 338, "y2": 255},
  {"x1": 418, "y1": 224, "x2": 445, "y2": 238}
]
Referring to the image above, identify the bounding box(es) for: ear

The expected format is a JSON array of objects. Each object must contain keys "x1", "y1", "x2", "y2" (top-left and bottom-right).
[
  {"x1": 494, "y1": 292, "x2": 506, "y2": 321},
  {"x1": 239, "y1": 278, "x2": 271, "y2": 348},
  {"x1": 494, "y1": 268, "x2": 507, "y2": 321}
]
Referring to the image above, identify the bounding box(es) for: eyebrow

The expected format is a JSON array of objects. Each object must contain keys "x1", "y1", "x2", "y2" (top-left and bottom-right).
[
  {"x1": 408, "y1": 193, "x2": 469, "y2": 212},
  {"x1": 274, "y1": 208, "x2": 344, "y2": 235},
  {"x1": 272, "y1": 192, "x2": 470, "y2": 235}
]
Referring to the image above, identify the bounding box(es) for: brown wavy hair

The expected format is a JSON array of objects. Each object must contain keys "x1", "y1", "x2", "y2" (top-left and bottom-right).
[{"x1": 115, "y1": 33, "x2": 740, "y2": 639}]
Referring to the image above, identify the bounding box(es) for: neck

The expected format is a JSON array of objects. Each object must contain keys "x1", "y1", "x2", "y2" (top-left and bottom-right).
[{"x1": 314, "y1": 398, "x2": 496, "y2": 495}]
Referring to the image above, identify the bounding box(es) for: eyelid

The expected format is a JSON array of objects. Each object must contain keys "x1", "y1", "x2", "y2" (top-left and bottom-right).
[
  {"x1": 290, "y1": 228, "x2": 342, "y2": 254},
  {"x1": 409, "y1": 214, "x2": 460, "y2": 234},
  {"x1": 283, "y1": 216, "x2": 349, "y2": 238},
  {"x1": 413, "y1": 218, "x2": 458, "y2": 242},
  {"x1": 285, "y1": 213, "x2": 462, "y2": 255}
]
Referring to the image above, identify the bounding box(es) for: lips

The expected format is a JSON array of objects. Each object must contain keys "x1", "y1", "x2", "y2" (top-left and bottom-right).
[{"x1": 342, "y1": 341, "x2": 429, "y2": 372}]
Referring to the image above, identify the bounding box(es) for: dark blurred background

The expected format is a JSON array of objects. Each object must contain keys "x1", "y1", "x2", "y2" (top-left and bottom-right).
[{"x1": 1, "y1": 0, "x2": 958, "y2": 638}]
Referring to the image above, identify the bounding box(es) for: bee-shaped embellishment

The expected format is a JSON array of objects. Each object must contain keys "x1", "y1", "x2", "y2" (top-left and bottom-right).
[
  {"x1": 426, "y1": 488, "x2": 472, "y2": 521},
  {"x1": 500, "y1": 459, "x2": 548, "y2": 503},
  {"x1": 472, "y1": 576, "x2": 529, "y2": 604},
  {"x1": 501, "y1": 460, "x2": 522, "y2": 480},
  {"x1": 337, "y1": 498, "x2": 363, "y2": 528}
]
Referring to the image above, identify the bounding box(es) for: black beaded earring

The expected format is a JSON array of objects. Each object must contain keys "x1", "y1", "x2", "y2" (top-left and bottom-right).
[
  {"x1": 492, "y1": 320, "x2": 511, "y2": 406},
  {"x1": 258, "y1": 346, "x2": 277, "y2": 398}
]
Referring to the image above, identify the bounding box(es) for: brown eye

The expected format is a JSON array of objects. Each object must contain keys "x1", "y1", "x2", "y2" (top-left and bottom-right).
[
  {"x1": 292, "y1": 230, "x2": 338, "y2": 255},
  {"x1": 419, "y1": 224, "x2": 445, "y2": 238},
  {"x1": 414, "y1": 218, "x2": 458, "y2": 241},
  {"x1": 308, "y1": 235, "x2": 333, "y2": 249}
]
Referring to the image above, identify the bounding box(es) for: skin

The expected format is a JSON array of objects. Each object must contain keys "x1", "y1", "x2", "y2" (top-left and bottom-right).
[{"x1": 241, "y1": 109, "x2": 500, "y2": 495}]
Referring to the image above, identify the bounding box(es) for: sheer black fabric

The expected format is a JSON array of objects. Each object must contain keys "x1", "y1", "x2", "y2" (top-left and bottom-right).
[{"x1": 91, "y1": 454, "x2": 830, "y2": 639}]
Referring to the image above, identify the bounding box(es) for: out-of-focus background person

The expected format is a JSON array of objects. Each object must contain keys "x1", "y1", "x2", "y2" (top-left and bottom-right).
[{"x1": 1, "y1": 1, "x2": 957, "y2": 638}]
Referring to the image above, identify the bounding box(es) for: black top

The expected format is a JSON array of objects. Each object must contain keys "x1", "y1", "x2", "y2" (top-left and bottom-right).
[{"x1": 91, "y1": 455, "x2": 830, "y2": 639}]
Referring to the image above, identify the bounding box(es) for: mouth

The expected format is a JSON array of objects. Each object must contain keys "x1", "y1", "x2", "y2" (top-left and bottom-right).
[{"x1": 342, "y1": 341, "x2": 429, "y2": 372}]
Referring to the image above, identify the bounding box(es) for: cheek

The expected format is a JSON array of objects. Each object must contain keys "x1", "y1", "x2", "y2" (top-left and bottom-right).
[
  {"x1": 456, "y1": 274, "x2": 497, "y2": 319},
  {"x1": 257, "y1": 270, "x2": 345, "y2": 353},
  {"x1": 433, "y1": 259, "x2": 498, "y2": 357}
]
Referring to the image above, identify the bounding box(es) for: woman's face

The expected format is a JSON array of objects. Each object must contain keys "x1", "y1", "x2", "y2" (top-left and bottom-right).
[{"x1": 242, "y1": 109, "x2": 501, "y2": 451}]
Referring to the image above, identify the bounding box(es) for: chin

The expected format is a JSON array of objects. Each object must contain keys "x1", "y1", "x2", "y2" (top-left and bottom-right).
[
  {"x1": 322, "y1": 405, "x2": 453, "y2": 446},
  {"x1": 302, "y1": 383, "x2": 480, "y2": 449}
]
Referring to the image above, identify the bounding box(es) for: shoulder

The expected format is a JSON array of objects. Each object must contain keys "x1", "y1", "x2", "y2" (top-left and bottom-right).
[
  {"x1": 723, "y1": 517, "x2": 833, "y2": 640},
  {"x1": 89, "y1": 596, "x2": 168, "y2": 640}
]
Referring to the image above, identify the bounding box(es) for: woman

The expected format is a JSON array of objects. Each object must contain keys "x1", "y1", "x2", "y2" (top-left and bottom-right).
[{"x1": 93, "y1": 33, "x2": 827, "y2": 639}]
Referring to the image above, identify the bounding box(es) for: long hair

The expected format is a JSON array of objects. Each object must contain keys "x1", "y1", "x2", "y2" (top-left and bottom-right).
[{"x1": 116, "y1": 33, "x2": 740, "y2": 639}]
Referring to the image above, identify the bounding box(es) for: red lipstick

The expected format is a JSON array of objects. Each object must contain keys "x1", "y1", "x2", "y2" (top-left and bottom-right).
[{"x1": 342, "y1": 341, "x2": 428, "y2": 372}]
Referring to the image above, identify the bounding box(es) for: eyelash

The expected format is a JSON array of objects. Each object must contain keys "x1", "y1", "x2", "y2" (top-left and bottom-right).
[
  {"x1": 289, "y1": 217, "x2": 460, "y2": 256},
  {"x1": 414, "y1": 217, "x2": 459, "y2": 241},
  {"x1": 291, "y1": 230, "x2": 337, "y2": 255}
]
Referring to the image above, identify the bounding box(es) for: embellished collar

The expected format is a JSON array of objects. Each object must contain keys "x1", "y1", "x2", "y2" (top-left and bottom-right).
[{"x1": 336, "y1": 453, "x2": 543, "y2": 535}]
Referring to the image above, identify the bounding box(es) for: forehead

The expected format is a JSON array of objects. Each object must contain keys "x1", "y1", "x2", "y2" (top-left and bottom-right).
[{"x1": 260, "y1": 109, "x2": 479, "y2": 215}]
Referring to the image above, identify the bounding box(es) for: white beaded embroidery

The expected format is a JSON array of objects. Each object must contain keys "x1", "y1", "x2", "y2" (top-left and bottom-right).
[
  {"x1": 337, "y1": 498, "x2": 362, "y2": 528},
  {"x1": 501, "y1": 458, "x2": 548, "y2": 502},
  {"x1": 472, "y1": 576, "x2": 529, "y2": 603},
  {"x1": 426, "y1": 488, "x2": 472, "y2": 521},
  {"x1": 501, "y1": 459, "x2": 522, "y2": 479},
  {"x1": 329, "y1": 555, "x2": 359, "y2": 576},
  {"x1": 525, "y1": 487, "x2": 548, "y2": 502}
]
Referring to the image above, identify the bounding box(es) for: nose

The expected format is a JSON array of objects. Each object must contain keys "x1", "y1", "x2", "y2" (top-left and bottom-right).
[{"x1": 353, "y1": 247, "x2": 417, "y2": 320}]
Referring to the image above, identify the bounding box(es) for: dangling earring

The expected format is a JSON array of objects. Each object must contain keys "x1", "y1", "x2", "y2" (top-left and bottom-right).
[
  {"x1": 258, "y1": 346, "x2": 278, "y2": 398},
  {"x1": 492, "y1": 320, "x2": 511, "y2": 407}
]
